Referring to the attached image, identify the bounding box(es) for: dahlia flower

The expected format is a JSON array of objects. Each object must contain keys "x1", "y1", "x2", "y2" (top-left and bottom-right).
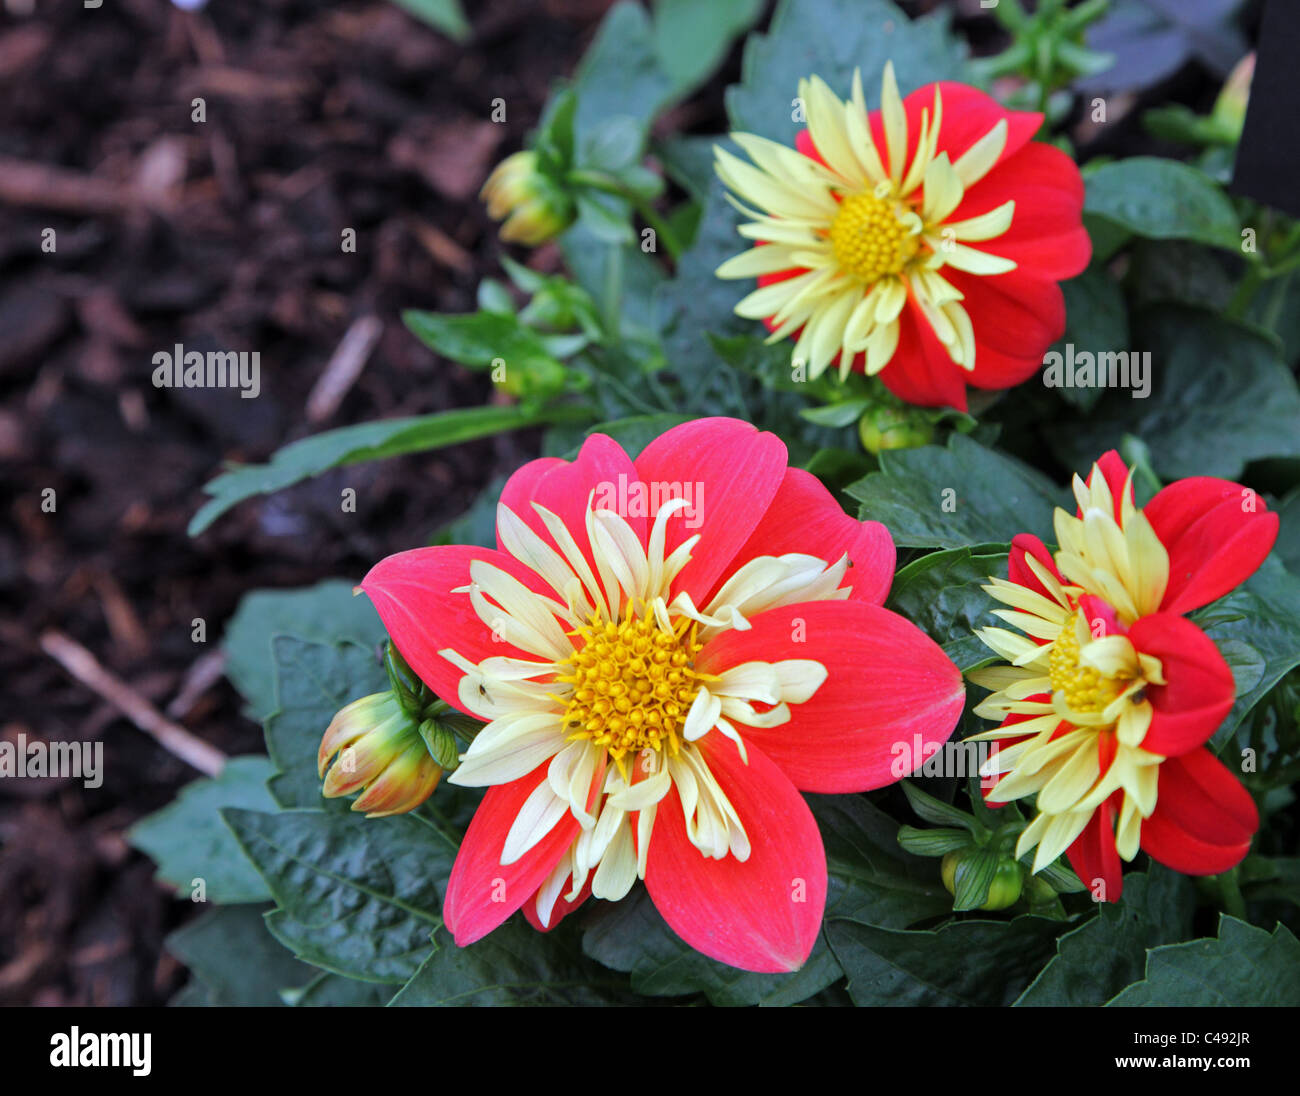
[
  {"x1": 714, "y1": 63, "x2": 1090, "y2": 410},
  {"x1": 969, "y1": 451, "x2": 1277, "y2": 899},
  {"x1": 361, "y1": 418, "x2": 965, "y2": 972}
]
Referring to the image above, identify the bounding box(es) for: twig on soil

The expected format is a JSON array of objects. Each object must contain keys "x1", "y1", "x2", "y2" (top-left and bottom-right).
[
  {"x1": 306, "y1": 314, "x2": 383, "y2": 423},
  {"x1": 39, "y1": 631, "x2": 226, "y2": 777},
  {"x1": 164, "y1": 648, "x2": 228, "y2": 721}
]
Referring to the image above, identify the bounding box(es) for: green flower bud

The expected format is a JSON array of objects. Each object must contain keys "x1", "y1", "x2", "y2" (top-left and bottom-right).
[
  {"x1": 317, "y1": 691, "x2": 443, "y2": 817},
  {"x1": 481, "y1": 150, "x2": 575, "y2": 246},
  {"x1": 941, "y1": 850, "x2": 1024, "y2": 910},
  {"x1": 858, "y1": 405, "x2": 935, "y2": 454}
]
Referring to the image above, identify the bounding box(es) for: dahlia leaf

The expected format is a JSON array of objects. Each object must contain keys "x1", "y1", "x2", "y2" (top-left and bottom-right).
[
  {"x1": 1048, "y1": 268, "x2": 1130, "y2": 412},
  {"x1": 1105, "y1": 916, "x2": 1300, "y2": 1006},
  {"x1": 1014, "y1": 867, "x2": 1197, "y2": 1006},
  {"x1": 845, "y1": 434, "x2": 1069, "y2": 550},
  {"x1": 1083, "y1": 156, "x2": 1242, "y2": 253},
  {"x1": 725, "y1": 0, "x2": 976, "y2": 144},
  {"x1": 393, "y1": 922, "x2": 638, "y2": 1006},
  {"x1": 128, "y1": 757, "x2": 276, "y2": 905},
  {"x1": 222, "y1": 807, "x2": 450, "y2": 985},
  {"x1": 189, "y1": 404, "x2": 580, "y2": 536},
  {"x1": 826, "y1": 914, "x2": 1066, "y2": 1006},
  {"x1": 1049, "y1": 306, "x2": 1300, "y2": 481},
  {"x1": 166, "y1": 905, "x2": 319, "y2": 1008},
  {"x1": 651, "y1": 0, "x2": 764, "y2": 99},
  {"x1": 886, "y1": 547, "x2": 1008, "y2": 671}
]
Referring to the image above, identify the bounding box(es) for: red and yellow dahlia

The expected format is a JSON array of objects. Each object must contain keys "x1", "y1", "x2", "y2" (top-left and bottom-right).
[
  {"x1": 969, "y1": 452, "x2": 1278, "y2": 900},
  {"x1": 361, "y1": 418, "x2": 965, "y2": 972},
  {"x1": 714, "y1": 63, "x2": 1090, "y2": 410}
]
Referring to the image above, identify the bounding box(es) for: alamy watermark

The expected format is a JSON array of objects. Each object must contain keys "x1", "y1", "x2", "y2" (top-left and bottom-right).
[
  {"x1": 891, "y1": 735, "x2": 997, "y2": 789},
  {"x1": 1042, "y1": 344, "x2": 1151, "y2": 399},
  {"x1": 152, "y1": 344, "x2": 260, "y2": 398},
  {"x1": 1, "y1": 733, "x2": 103, "y2": 789},
  {"x1": 592, "y1": 474, "x2": 705, "y2": 530}
]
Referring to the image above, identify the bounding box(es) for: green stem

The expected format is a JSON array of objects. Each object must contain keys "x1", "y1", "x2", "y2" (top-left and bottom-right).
[
  {"x1": 1213, "y1": 867, "x2": 1248, "y2": 921},
  {"x1": 1225, "y1": 263, "x2": 1267, "y2": 320},
  {"x1": 567, "y1": 169, "x2": 685, "y2": 261}
]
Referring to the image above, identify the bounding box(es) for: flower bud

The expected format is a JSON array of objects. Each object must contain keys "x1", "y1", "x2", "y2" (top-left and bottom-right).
[
  {"x1": 858, "y1": 405, "x2": 935, "y2": 454},
  {"x1": 481, "y1": 150, "x2": 575, "y2": 246},
  {"x1": 941, "y1": 850, "x2": 1024, "y2": 910},
  {"x1": 318, "y1": 691, "x2": 442, "y2": 817},
  {"x1": 1212, "y1": 52, "x2": 1254, "y2": 142}
]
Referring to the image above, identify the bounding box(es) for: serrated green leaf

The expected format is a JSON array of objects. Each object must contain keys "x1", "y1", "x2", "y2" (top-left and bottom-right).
[
  {"x1": 826, "y1": 914, "x2": 1066, "y2": 1006},
  {"x1": 1015, "y1": 868, "x2": 1198, "y2": 1006},
  {"x1": 391, "y1": 921, "x2": 638, "y2": 1005},
  {"x1": 1050, "y1": 307, "x2": 1300, "y2": 480},
  {"x1": 581, "y1": 886, "x2": 842, "y2": 1005},
  {"x1": 223, "y1": 807, "x2": 451, "y2": 984},
  {"x1": 189, "y1": 405, "x2": 575, "y2": 535},
  {"x1": 263, "y1": 637, "x2": 388, "y2": 809},
  {"x1": 166, "y1": 905, "x2": 316, "y2": 1007},
  {"x1": 1084, "y1": 157, "x2": 1242, "y2": 251},
  {"x1": 886, "y1": 547, "x2": 1007, "y2": 671},
  {"x1": 224, "y1": 581, "x2": 385, "y2": 722},
  {"x1": 846, "y1": 434, "x2": 1070, "y2": 550},
  {"x1": 128, "y1": 757, "x2": 276, "y2": 904},
  {"x1": 1106, "y1": 916, "x2": 1300, "y2": 1006},
  {"x1": 725, "y1": 0, "x2": 974, "y2": 143}
]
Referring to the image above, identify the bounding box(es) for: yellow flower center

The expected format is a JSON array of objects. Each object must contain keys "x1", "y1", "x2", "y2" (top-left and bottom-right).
[
  {"x1": 1048, "y1": 611, "x2": 1124, "y2": 715},
  {"x1": 558, "y1": 610, "x2": 705, "y2": 769},
  {"x1": 828, "y1": 189, "x2": 917, "y2": 283}
]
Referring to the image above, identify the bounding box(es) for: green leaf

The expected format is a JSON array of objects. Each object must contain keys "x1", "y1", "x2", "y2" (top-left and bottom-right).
[
  {"x1": 725, "y1": 0, "x2": 974, "y2": 143},
  {"x1": 1015, "y1": 868, "x2": 1198, "y2": 1005},
  {"x1": 886, "y1": 547, "x2": 1007, "y2": 671},
  {"x1": 1083, "y1": 157, "x2": 1242, "y2": 252},
  {"x1": 223, "y1": 807, "x2": 451, "y2": 984},
  {"x1": 572, "y1": 1, "x2": 676, "y2": 158},
  {"x1": 896, "y1": 826, "x2": 971, "y2": 857},
  {"x1": 1194, "y1": 557, "x2": 1300, "y2": 746},
  {"x1": 581, "y1": 886, "x2": 842, "y2": 1005},
  {"x1": 826, "y1": 913, "x2": 1066, "y2": 1006},
  {"x1": 811, "y1": 794, "x2": 955, "y2": 926},
  {"x1": 190, "y1": 405, "x2": 574, "y2": 535},
  {"x1": 846, "y1": 434, "x2": 1069, "y2": 549},
  {"x1": 166, "y1": 905, "x2": 315, "y2": 1007},
  {"x1": 263, "y1": 637, "x2": 389, "y2": 810},
  {"x1": 1106, "y1": 916, "x2": 1300, "y2": 1006},
  {"x1": 128, "y1": 757, "x2": 276, "y2": 904},
  {"x1": 284, "y1": 971, "x2": 393, "y2": 1007},
  {"x1": 389, "y1": 0, "x2": 470, "y2": 41},
  {"x1": 402, "y1": 310, "x2": 566, "y2": 372},
  {"x1": 391, "y1": 921, "x2": 638, "y2": 1005},
  {"x1": 224, "y1": 581, "x2": 384, "y2": 722},
  {"x1": 950, "y1": 847, "x2": 1000, "y2": 911},
  {"x1": 1047, "y1": 268, "x2": 1130, "y2": 411},
  {"x1": 899, "y1": 780, "x2": 978, "y2": 832},
  {"x1": 652, "y1": 0, "x2": 764, "y2": 97},
  {"x1": 1049, "y1": 306, "x2": 1300, "y2": 481}
]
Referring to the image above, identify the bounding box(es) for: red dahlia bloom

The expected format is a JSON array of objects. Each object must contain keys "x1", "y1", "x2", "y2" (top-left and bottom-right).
[
  {"x1": 361, "y1": 418, "x2": 965, "y2": 972},
  {"x1": 714, "y1": 63, "x2": 1090, "y2": 411},
  {"x1": 970, "y1": 451, "x2": 1278, "y2": 900}
]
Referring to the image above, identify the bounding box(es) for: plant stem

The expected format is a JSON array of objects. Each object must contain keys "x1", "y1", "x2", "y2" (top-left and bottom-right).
[{"x1": 1213, "y1": 867, "x2": 1248, "y2": 921}]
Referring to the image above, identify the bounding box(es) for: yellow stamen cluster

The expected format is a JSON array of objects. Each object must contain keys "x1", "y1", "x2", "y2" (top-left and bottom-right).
[
  {"x1": 1048, "y1": 611, "x2": 1124, "y2": 715},
  {"x1": 559, "y1": 610, "x2": 705, "y2": 770},
  {"x1": 828, "y1": 190, "x2": 917, "y2": 283}
]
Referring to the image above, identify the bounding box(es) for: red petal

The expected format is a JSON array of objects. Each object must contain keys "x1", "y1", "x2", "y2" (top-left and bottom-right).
[
  {"x1": 361, "y1": 545, "x2": 545, "y2": 714},
  {"x1": 697, "y1": 601, "x2": 964, "y2": 792},
  {"x1": 1065, "y1": 796, "x2": 1124, "y2": 902},
  {"x1": 879, "y1": 295, "x2": 970, "y2": 410},
  {"x1": 1128, "y1": 613, "x2": 1236, "y2": 757},
  {"x1": 1077, "y1": 593, "x2": 1126, "y2": 638},
  {"x1": 1144, "y1": 477, "x2": 1279, "y2": 614},
  {"x1": 1141, "y1": 748, "x2": 1258, "y2": 874},
  {"x1": 499, "y1": 432, "x2": 646, "y2": 575},
  {"x1": 949, "y1": 268, "x2": 1065, "y2": 365},
  {"x1": 727, "y1": 467, "x2": 896, "y2": 606},
  {"x1": 644, "y1": 737, "x2": 826, "y2": 973},
  {"x1": 1008, "y1": 533, "x2": 1065, "y2": 602},
  {"x1": 634, "y1": 417, "x2": 788, "y2": 605},
  {"x1": 523, "y1": 875, "x2": 593, "y2": 934},
  {"x1": 1084, "y1": 449, "x2": 1132, "y2": 522},
  {"x1": 443, "y1": 764, "x2": 581, "y2": 946},
  {"x1": 949, "y1": 142, "x2": 1089, "y2": 282}
]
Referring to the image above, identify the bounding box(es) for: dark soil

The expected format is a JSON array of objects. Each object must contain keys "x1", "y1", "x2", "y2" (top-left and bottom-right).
[{"x1": 0, "y1": 0, "x2": 617, "y2": 1007}]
